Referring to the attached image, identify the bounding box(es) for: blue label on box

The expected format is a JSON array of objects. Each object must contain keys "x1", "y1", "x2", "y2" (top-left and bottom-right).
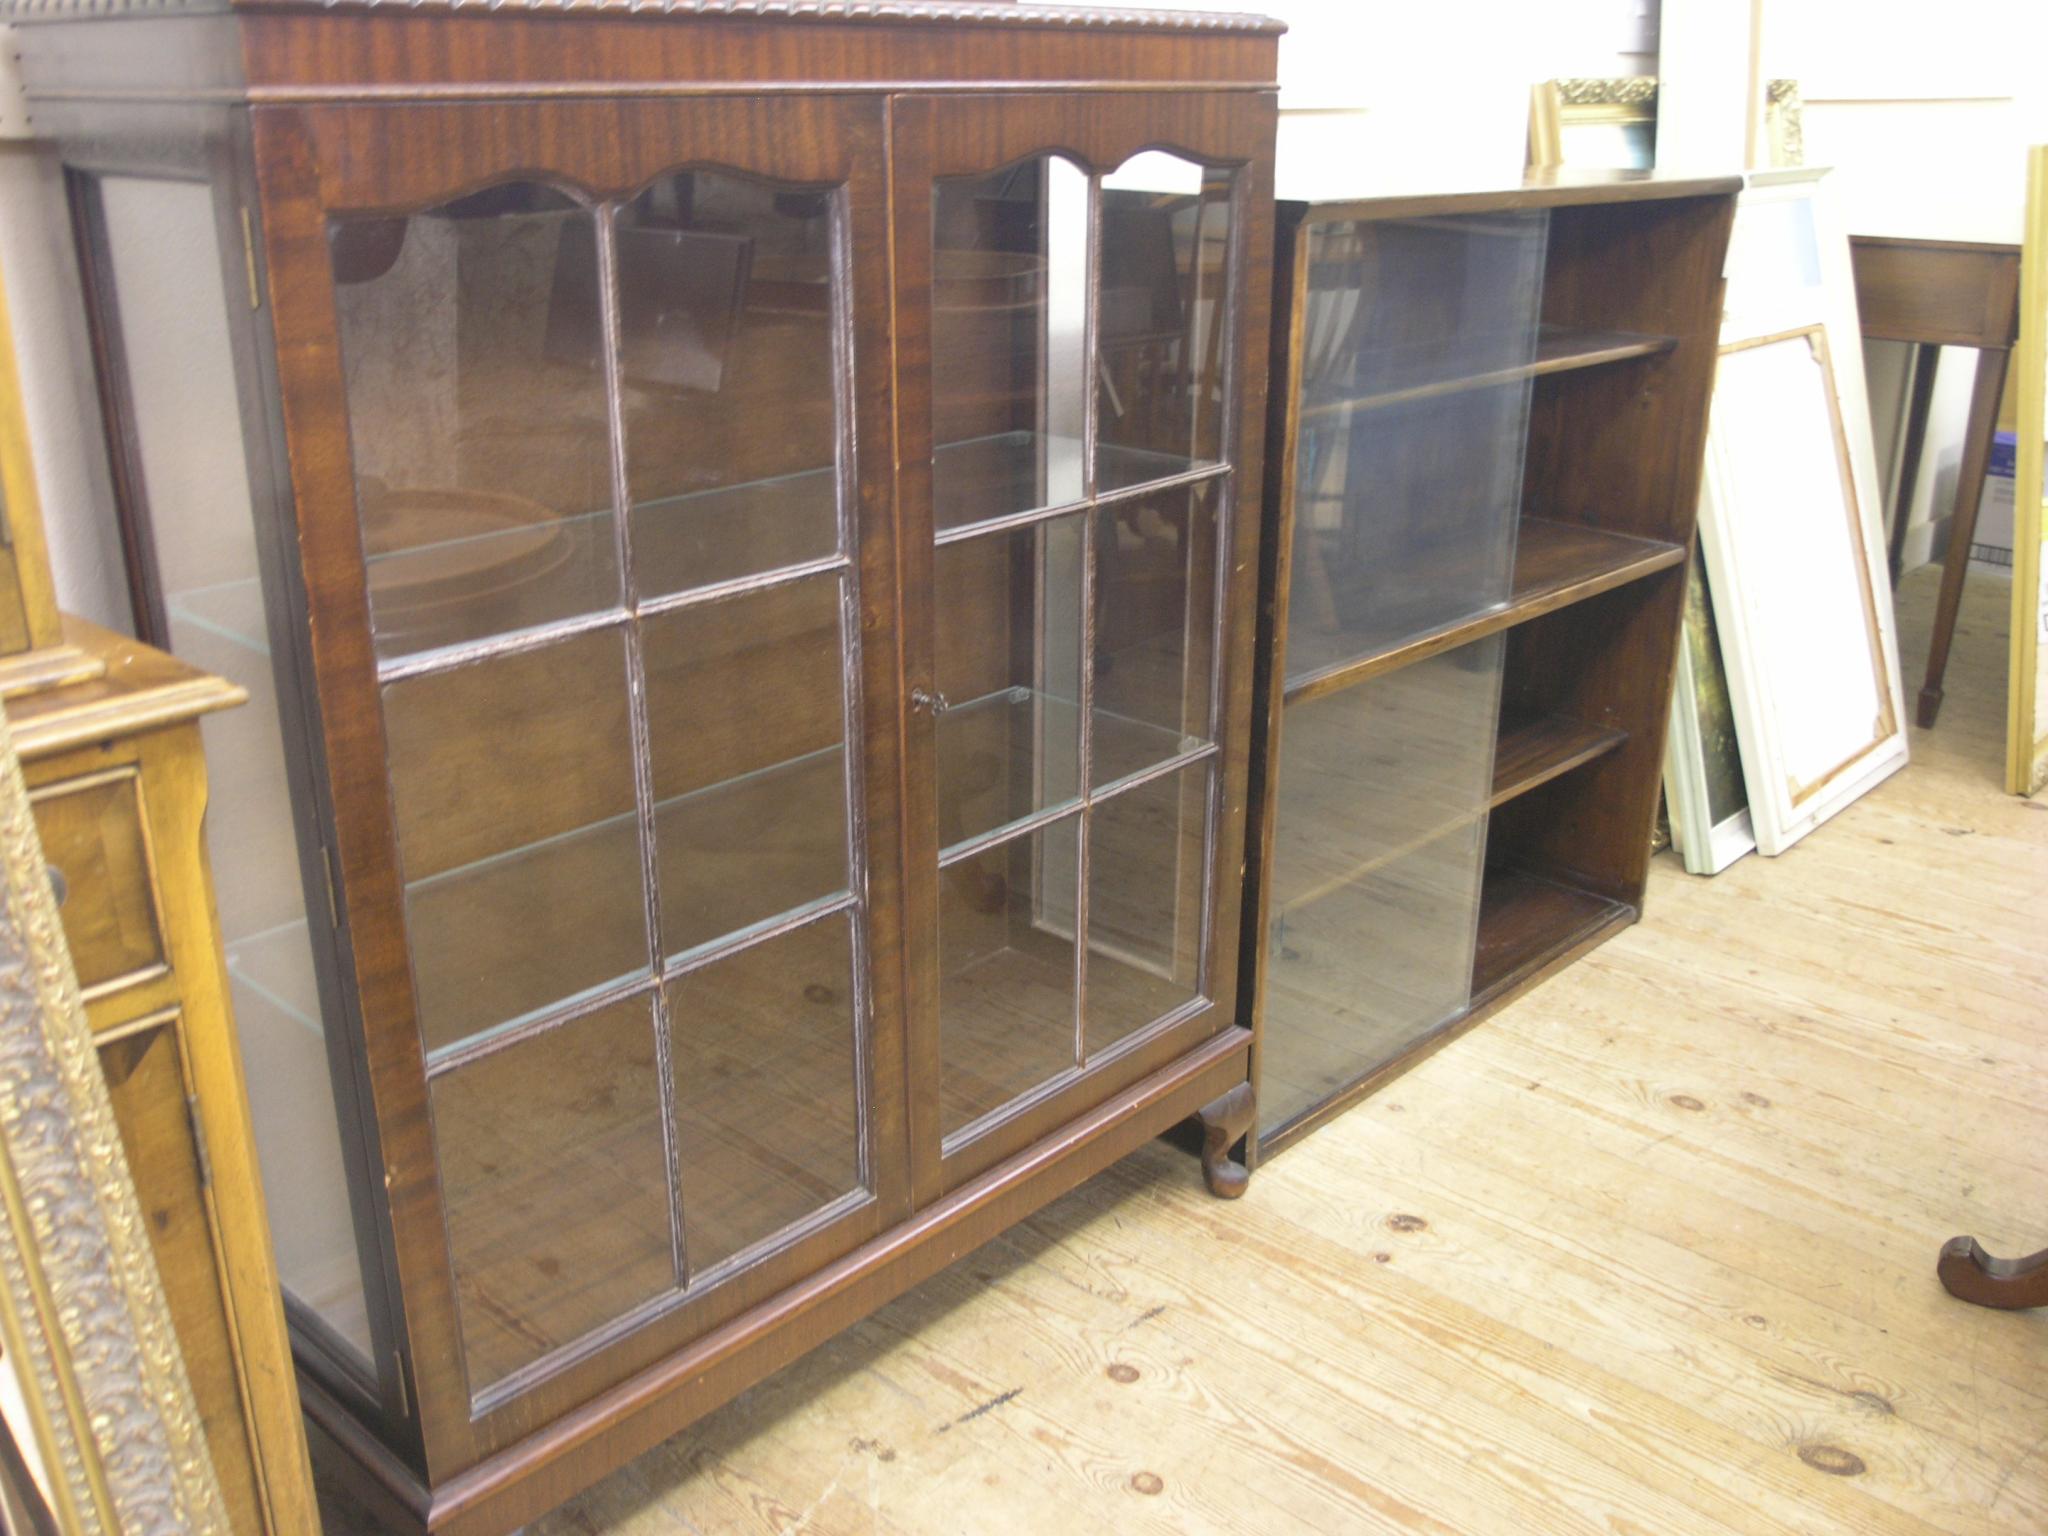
[{"x1": 1990, "y1": 429, "x2": 2016, "y2": 480}]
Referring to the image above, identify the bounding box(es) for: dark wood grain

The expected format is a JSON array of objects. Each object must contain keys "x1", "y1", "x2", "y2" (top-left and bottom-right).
[
  {"x1": 1244, "y1": 183, "x2": 1733, "y2": 1164},
  {"x1": 13, "y1": 6, "x2": 1281, "y2": 1524},
  {"x1": 1489, "y1": 714, "x2": 1627, "y2": 808},
  {"x1": 1936, "y1": 1235, "x2": 2048, "y2": 1309},
  {"x1": 1283, "y1": 518, "x2": 1686, "y2": 706},
  {"x1": 1195, "y1": 1079, "x2": 1254, "y2": 1197},
  {"x1": 1848, "y1": 236, "x2": 2021, "y2": 349},
  {"x1": 250, "y1": 92, "x2": 922, "y2": 1482},
  {"x1": 1296, "y1": 324, "x2": 1675, "y2": 420},
  {"x1": 1470, "y1": 867, "x2": 1628, "y2": 1004},
  {"x1": 890, "y1": 88, "x2": 1273, "y2": 1204}
]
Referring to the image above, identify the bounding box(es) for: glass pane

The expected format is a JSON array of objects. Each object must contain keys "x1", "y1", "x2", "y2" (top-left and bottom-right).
[
  {"x1": 1097, "y1": 153, "x2": 1234, "y2": 493},
  {"x1": 1285, "y1": 212, "x2": 1547, "y2": 680},
  {"x1": 645, "y1": 574, "x2": 850, "y2": 962},
  {"x1": 383, "y1": 628, "x2": 650, "y2": 1057},
  {"x1": 331, "y1": 184, "x2": 617, "y2": 661},
  {"x1": 1271, "y1": 642, "x2": 1502, "y2": 901},
  {"x1": 96, "y1": 174, "x2": 374, "y2": 1362},
  {"x1": 940, "y1": 816, "x2": 1079, "y2": 1139},
  {"x1": 1085, "y1": 763, "x2": 1207, "y2": 1058},
  {"x1": 431, "y1": 996, "x2": 673, "y2": 1394},
  {"x1": 668, "y1": 914, "x2": 861, "y2": 1275},
  {"x1": 934, "y1": 516, "x2": 1083, "y2": 851},
  {"x1": 1261, "y1": 818, "x2": 1487, "y2": 1133},
  {"x1": 616, "y1": 175, "x2": 842, "y2": 597},
  {"x1": 932, "y1": 156, "x2": 1089, "y2": 530},
  {"x1": 1259, "y1": 641, "x2": 1502, "y2": 1132},
  {"x1": 1093, "y1": 481, "x2": 1219, "y2": 790}
]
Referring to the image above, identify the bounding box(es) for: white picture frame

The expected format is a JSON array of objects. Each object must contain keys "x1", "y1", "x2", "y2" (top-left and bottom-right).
[{"x1": 1693, "y1": 168, "x2": 1908, "y2": 855}]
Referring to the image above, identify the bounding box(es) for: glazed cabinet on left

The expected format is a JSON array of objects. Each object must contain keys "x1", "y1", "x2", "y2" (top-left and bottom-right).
[
  {"x1": 60, "y1": 90, "x2": 915, "y2": 1470},
  {"x1": 10, "y1": 2, "x2": 1279, "y2": 1527}
]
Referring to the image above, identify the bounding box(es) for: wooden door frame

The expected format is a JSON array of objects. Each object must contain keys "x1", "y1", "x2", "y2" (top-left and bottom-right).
[
  {"x1": 889, "y1": 89, "x2": 1274, "y2": 1204},
  {"x1": 247, "y1": 92, "x2": 908, "y2": 1478}
]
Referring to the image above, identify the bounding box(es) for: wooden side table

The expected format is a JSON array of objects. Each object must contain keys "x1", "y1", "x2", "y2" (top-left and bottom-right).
[
  {"x1": 7, "y1": 617, "x2": 321, "y2": 1536},
  {"x1": 1848, "y1": 234, "x2": 2021, "y2": 727}
]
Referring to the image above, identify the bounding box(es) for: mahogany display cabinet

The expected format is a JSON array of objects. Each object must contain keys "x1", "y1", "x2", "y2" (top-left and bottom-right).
[
  {"x1": 1242, "y1": 171, "x2": 1740, "y2": 1161},
  {"x1": 4, "y1": 3, "x2": 1280, "y2": 1529}
]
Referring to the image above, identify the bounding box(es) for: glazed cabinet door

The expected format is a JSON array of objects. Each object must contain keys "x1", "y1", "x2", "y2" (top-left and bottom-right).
[
  {"x1": 248, "y1": 97, "x2": 906, "y2": 1471},
  {"x1": 892, "y1": 92, "x2": 1274, "y2": 1194}
]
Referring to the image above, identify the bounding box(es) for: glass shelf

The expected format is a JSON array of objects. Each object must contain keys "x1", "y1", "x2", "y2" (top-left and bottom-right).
[
  {"x1": 936, "y1": 685, "x2": 1206, "y2": 861},
  {"x1": 358, "y1": 462, "x2": 849, "y2": 673},
  {"x1": 631, "y1": 465, "x2": 839, "y2": 598},
  {"x1": 225, "y1": 917, "x2": 324, "y2": 1038},
  {"x1": 414, "y1": 744, "x2": 854, "y2": 1066},
  {"x1": 167, "y1": 577, "x2": 272, "y2": 658},
  {"x1": 932, "y1": 431, "x2": 1220, "y2": 533}
]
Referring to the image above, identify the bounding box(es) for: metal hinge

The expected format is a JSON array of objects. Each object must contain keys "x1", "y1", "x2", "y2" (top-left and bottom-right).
[
  {"x1": 319, "y1": 844, "x2": 341, "y2": 929},
  {"x1": 240, "y1": 206, "x2": 262, "y2": 311},
  {"x1": 186, "y1": 1094, "x2": 212, "y2": 1191}
]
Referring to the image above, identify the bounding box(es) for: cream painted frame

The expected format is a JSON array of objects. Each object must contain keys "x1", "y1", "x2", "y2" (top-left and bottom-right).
[
  {"x1": 1695, "y1": 168, "x2": 1908, "y2": 855},
  {"x1": 2008, "y1": 147, "x2": 2048, "y2": 796}
]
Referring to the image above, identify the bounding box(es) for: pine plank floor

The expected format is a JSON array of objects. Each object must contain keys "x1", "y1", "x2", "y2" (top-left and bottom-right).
[{"x1": 319, "y1": 564, "x2": 2048, "y2": 1534}]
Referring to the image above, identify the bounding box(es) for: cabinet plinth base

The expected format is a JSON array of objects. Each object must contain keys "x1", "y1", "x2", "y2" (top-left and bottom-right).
[
  {"x1": 303, "y1": 1027, "x2": 1254, "y2": 1536},
  {"x1": 1195, "y1": 1081, "x2": 1255, "y2": 1199}
]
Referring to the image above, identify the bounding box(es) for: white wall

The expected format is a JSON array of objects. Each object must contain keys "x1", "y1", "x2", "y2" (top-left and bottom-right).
[
  {"x1": 1261, "y1": 0, "x2": 1657, "y2": 187},
  {"x1": 1763, "y1": 0, "x2": 2048, "y2": 570},
  {"x1": 0, "y1": 38, "x2": 130, "y2": 632}
]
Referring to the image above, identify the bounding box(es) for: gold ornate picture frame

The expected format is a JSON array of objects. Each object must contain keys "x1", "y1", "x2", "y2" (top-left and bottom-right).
[
  {"x1": 1528, "y1": 77, "x2": 1659, "y2": 171},
  {"x1": 0, "y1": 699, "x2": 228, "y2": 1535}
]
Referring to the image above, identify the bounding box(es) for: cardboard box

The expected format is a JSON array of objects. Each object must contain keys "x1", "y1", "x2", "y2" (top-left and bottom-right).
[{"x1": 1972, "y1": 429, "x2": 2016, "y2": 568}]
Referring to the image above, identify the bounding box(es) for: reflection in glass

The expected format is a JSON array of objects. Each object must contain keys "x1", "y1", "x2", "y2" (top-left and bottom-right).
[
  {"x1": 382, "y1": 628, "x2": 649, "y2": 1056},
  {"x1": 1097, "y1": 153, "x2": 1235, "y2": 493},
  {"x1": 1093, "y1": 481, "x2": 1218, "y2": 789},
  {"x1": 1285, "y1": 212, "x2": 1547, "y2": 680},
  {"x1": 331, "y1": 184, "x2": 617, "y2": 661},
  {"x1": 99, "y1": 174, "x2": 375, "y2": 1361},
  {"x1": 1259, "y1": 642, "x2": 1501, "y2": 1133},
  {"x1": 1262, "y1": 818, "x2": 1487, "y2": 1133},
  {"x1": 934, "y1": 516, "x2": 1084, "y2": 851},
  {"x1": 644, "y1": 574, "x2": 851, "y2": 961},
  {"x1": 432, "y1": 997, "x2": 674, "y2": 1394},
  {"x1": 1085, "y1": 763, "x2": 1207, "y2": 1057},
  {"x1": 669, "y1": 915, "x2": 861, "y2": 1275},
  {"x1": 932, "y1": 156, "x2": 1089, "y2": 529},
  {"x1": 939, "y1": 816, "x2": 1079, "y2": 1138},
  {"x1": 611, "y1": 175, "x2": 843, "y2": 596}
]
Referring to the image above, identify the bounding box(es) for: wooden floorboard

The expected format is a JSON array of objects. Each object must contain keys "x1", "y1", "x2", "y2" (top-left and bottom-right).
[{"x1": 318, "y1": 566, "x2": 2048, "y2": 1534}]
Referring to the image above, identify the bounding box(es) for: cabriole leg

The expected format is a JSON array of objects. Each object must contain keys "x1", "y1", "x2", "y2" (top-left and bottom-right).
[{"x1": 1195, "y1": 1081, "x2": 1255, "y2": 1199}]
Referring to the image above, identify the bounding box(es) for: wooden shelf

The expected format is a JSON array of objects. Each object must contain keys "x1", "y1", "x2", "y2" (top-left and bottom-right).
[
  {"x1": 1489, "y1": 714, "x2": 1628, "y2": 808},
  {"x1": 1285, "y1": 518, "x2": 1685, "y2": 705},
  {"x1": 1299, "y1": 324, "x2": 1675, "y2": 420},
  {"x1": 1471, "y1": 869, "x2": 1632, "y2": 1007}
]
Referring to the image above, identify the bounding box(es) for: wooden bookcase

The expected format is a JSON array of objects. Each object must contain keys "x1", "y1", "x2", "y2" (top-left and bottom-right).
[{"x1": 1244, "y1": 172, "x2": 1740, "y2": 1161}]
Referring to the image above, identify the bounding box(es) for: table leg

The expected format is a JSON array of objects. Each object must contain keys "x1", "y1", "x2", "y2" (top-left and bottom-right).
[
  {"x1": 1888, "y1": 342, "x2": 1940, "y2": 582},
  {"x1": 1916, "y1": 345, "x2": 2010, "y2": 728}
]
